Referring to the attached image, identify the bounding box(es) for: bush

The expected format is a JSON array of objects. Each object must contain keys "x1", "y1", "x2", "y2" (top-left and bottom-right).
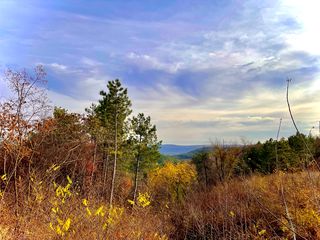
[{"x1": 170, "y1": 171, "x2": 320, "y2": 239}]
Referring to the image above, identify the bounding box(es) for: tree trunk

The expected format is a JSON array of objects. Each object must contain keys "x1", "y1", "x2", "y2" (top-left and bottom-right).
[
  {"x1": 133, "y1": 154, "x2": 140, "y2": 204},
  {"x1": 91, "y1": 139, "x2": 97, "y2": 186},
  {"x1": 27, "y1": 155, "x2": 33, "y2": 202},
  {"x1": 203, "y1": 160, "x2": 208, "y2": 187},
  {"x1": 14, "y1": 156, "x2": 20, "y2": 217},
  {"x1": 109, "y1": 113, "x2": 118, "y2": 207},
  {"x1": 103, "y1": 154, "x2": 109, "y2": 196}
]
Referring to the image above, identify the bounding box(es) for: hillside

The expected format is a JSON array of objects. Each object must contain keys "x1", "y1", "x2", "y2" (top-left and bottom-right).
[
  {"x1": 173, "y1": 146, "x2": 212, "y2": 160},
  {"x1": 160, "y1": 144, "x2": 206, "y2": 156},
  {"x1": 171, "y1": 171, "x2": 320, "y2": 239},
  {"x1": 1, "y1": 171, "x2": 320, "y2": 239}
]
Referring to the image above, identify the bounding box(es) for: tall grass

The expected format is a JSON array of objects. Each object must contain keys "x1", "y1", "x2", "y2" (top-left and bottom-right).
[
  {"x1": 171, "y1": 171, "x2": 320, "y2": 239},
  {"x1": 0, "y1": 175, "x2": 170, "y2": 239}
]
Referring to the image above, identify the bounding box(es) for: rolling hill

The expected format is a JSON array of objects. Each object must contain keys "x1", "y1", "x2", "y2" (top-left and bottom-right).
[{"x1": 160, "y1": 144, "x2": 206, "y2": 156}]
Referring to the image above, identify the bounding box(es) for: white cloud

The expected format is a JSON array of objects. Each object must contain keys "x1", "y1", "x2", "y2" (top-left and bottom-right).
[
  {"x1": 280, "y1": 0, "x2": 320, "y2": 55},
  {"x1": 48, "y1": 63, "x2": 68, "y2": 71},
  {"x1": 81, "y1": 57, "x2": 104, "y2": 67},
  {"x1": 129, "y1": 78, "x2": 320, "y2": 144},
  {"x1": 48, "y1": 90, "x2": 91, "y2": 113},
  {"x1": 126, "y1": 52, "x2": 182, "y2": 73},
  {"x1": 2, "y1": 0, "x2": 320, "y2": 144},
  {"x1": 73, "y1": 77, "x2": 108, "y2": 100}
]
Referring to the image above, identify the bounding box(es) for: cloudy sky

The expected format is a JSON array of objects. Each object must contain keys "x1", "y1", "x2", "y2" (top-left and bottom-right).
[{"x1": 0, "y1": 0, "x2": 320, "y2": 144}]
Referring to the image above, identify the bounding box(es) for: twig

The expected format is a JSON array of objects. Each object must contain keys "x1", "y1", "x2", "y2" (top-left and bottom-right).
[
  {"x1": 286, "y1": 79, "x2": 320, "y2": 170},
  {"x1": 245, "y1": 180, "x2": 307, "y2": 239},
  {"x1": 286, "y1": 79, "x2": 299, "y2": 134},
  {"x1": 280, "y1": 182, "x2": 297, "y2": 240},
  {"x1": 275, "y1": 118, "x2": 282, "y2": 170}
]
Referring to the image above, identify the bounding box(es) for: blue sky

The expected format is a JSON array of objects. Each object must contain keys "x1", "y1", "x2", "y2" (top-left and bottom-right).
[{"x1": 0, "y1": 0, "x2": 320, "y2": 144}]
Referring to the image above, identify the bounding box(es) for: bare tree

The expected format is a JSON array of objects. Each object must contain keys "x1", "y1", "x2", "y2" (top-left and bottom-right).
[{"x1": 0, "y1": 65, "x2": 50, "y2": 215}]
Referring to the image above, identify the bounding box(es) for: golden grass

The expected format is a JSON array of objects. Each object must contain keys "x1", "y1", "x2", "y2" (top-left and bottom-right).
[
  {"x1": 171, "y1": 171, "x2": 320, "y2": 239},
  {"x1": 2, "y1": 171, "x2": 320, "y2": 239},
  {"x1": 0, "y1": 176, "x2": 170, "y2": 240}
]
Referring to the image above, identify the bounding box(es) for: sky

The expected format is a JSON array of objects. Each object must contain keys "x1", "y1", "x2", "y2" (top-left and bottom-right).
[{"x1": 0, "y1": 0, "x2": 320, "y2": 145}]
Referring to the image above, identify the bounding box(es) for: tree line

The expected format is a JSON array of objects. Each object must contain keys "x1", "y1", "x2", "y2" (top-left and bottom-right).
[
  {"x1": 192, "y1": 134, "x2": 320, "y2": 187},
  {"x1": 0, "y1": 66, "x2": 161, "y2": 214}
]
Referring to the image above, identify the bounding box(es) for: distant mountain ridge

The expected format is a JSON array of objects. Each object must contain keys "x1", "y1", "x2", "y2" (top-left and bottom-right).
[
  {"x1": 160, "y1": 144, "x2": 206, "y2": 156},
  {"x1": 173, "y1": 146, "x2": 212, "y2": 160},
  {"x1": 161, "y1": 144, "x2": 239, "y2": 160}
]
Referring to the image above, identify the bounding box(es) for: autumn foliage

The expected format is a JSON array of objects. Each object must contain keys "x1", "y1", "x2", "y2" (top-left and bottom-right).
[
  {"x1": 148, "y1": 162, "x2": 197, "y2": 203},
  {"x1": 1, "y1": 66, "x2": 320, "y2": 239}
]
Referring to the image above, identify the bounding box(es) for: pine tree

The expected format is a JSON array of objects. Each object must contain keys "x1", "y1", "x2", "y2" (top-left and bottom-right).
[
  {"x1": 129, "y1": 113, "x2": 161, "y2": 204},
  {"x1": 95, "y1": 79, "x2": 132, "y2": 206}
]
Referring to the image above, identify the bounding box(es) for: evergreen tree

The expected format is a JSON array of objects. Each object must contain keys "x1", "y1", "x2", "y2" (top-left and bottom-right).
[
  {"x1": 95, "y1": 79, "x2": 132, "y2": 206},
  {"x1": 192, "y1": 152, "x2": 211, "y2": 187},
  {"x1": 129, "y1": 113, "x2": 161, "y2": 204}
]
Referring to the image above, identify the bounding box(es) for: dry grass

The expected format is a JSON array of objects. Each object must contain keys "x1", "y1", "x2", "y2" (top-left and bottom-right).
[
  {"x1": 2, "y1": 171, "x2": 320, "y2": 239},
  {"x1": 0, "y1": 178, "x2": 170, "y2": 240},
  {"x1": 171, "y1": 171, "x2": 320, "y2": 239}
]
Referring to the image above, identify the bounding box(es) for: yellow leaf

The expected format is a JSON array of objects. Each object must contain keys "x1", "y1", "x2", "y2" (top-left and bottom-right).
[
  {"x1": 86, "y1": 207, "x2": 92, "y2": 216},
  {"x1": 102, "y1": 223, "x2": 107, "y2": 230},
  {"x1": 82, "y1": 198, "x2": 88, "y2": 206},
  {"x1": 258, "y1": 229, "x2": 266, "y2": 236},
  {"x1": 1, "y1": 174, "x2": 7, "y2": 181},
  {"x1": 53, "y1": 165, "x2": 60, "y2": 171},
  {"x1": 62, "y1": 218, "x2": 71, "y2": 232},
  {"x1": 57, "y1": 218, "x2": 64, "y2": 226},
  {"x1": 49, "y1": 222, "x2": 54, "y2": 231},
  {"x1": 95, "y1": 206, "x2": 104, "y2": 216},
  {"x1": 51, "y1": 207, "x2": 58, "y2": 213},
  {"x1": 229, "y1": 211, "x2": 235, "y2": 217},
  {"x1": 56, "y1": 226, "x2": 64, "y2": 236},
  {"x1": 67, "y1": 175, "x2": 72, "y2": 184}
]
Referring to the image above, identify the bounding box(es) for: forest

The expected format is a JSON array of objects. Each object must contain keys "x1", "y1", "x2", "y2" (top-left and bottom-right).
[{"x1": 1, "y1": 66, "x2": 320, "y2": 239}]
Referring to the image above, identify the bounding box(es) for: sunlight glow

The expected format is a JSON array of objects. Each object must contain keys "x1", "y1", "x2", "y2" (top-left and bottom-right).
[{"x1": 281, "y1": 0, "x2": 320, "y2": 54}]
